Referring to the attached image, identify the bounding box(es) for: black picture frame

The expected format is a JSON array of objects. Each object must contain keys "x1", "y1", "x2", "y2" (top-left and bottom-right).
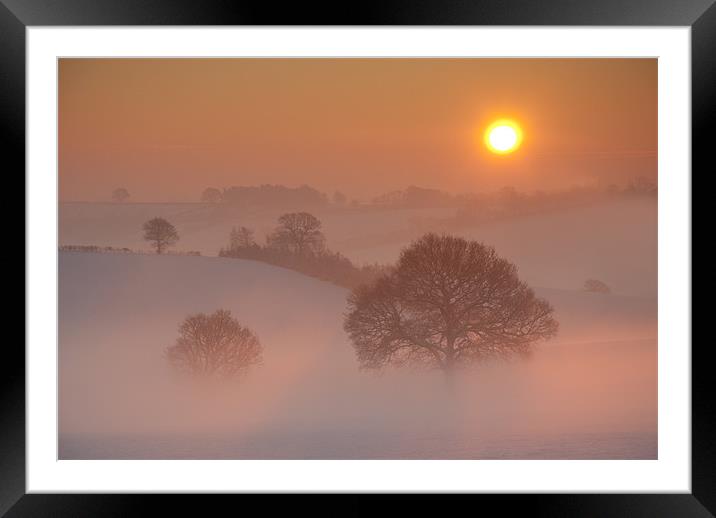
[{"x1": 4, "y1": 0, "x2": 708, "y2": 515}]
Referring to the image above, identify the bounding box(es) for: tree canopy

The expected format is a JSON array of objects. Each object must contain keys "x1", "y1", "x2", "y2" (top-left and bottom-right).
[
  {"x1": 229, "y1": 226, "x2": 255, "y2": 251},
  {"x1": 201, "y1": 187, "x2": 222, "y2": 203},
  {"x1": 584, "y1": 279, "x2": 611, "y2": 294},
  {"x1": 142, "y1": 217, "x2": 179, "y2": 254},
  {"x1": 112, "y1": 188, "x2": 130, "y2": 202},
  {"x1": 344, "y1": 234, "x2": 558, "y2": 375},
  {"x1": 267, "y1": 212, "x2": 325, "y2": 256},
  {"x1": 166, "y1": 309, "x2": 262, "y2": 380}
]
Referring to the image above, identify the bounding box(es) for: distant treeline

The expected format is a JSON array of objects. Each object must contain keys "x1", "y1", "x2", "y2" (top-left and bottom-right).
[
  {"x1": 60, "y1": 245, "x2": 133, "y2": 253},
  {"x1": 59, "y1": 245, "x2": 201, "y2": 256},
  {"x1": 218, "y1": 213, "x2": 389, "y2": 289},
  {"x1": 371, "y1": 185, "x2": 457, "y2": 208},
  {"x1": 452, "y1": 179, "x2": 656, "y2": 226},
  {"x1": 200, "y1": 179, "x2": 656, "y2": 213},
  {"x1": 372, "y1": 179, "x2": 656, "y2": 210},
  {"x1": 219, "y1": 244, "x2": 388, "y2": 289},
  {"x1": 203, "y1": 184, "x2": 329, "y2": 208}
]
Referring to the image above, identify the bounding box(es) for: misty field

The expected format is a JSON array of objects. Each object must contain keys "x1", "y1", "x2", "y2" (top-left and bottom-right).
[{"x1": 58, "y1": 198, "x2": 656, "y2": 459}]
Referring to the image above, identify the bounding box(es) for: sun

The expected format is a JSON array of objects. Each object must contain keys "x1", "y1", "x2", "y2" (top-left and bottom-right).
[{"x1": 484, "y1": 119, "x2": 523, "y2": 155}]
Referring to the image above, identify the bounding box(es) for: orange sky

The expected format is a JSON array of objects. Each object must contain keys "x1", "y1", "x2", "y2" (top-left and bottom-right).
[{"x1": 59, "y1": 58, "x2": 656, "y2": 202}]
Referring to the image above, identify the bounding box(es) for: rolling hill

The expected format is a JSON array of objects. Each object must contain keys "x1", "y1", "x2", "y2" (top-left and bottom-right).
[{"x1": 59, "y1": 251, "x2": 656, "y2": 459}]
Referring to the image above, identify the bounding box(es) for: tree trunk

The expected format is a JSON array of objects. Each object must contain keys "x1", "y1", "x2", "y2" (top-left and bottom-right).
[{"x1": 443, "y1": 337, "x2": 456, "y2": 390}]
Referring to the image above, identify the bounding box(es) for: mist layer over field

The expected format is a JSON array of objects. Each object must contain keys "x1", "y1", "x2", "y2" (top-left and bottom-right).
[
  {"x1": 60, "y1": 197, "x2": 656, "y2": 296},
  {"x1": 57, "y1": 56, "x2": 658, "y2": 460},
  {"x1": 59, "y1": 250, "x2": 656, "y2": 459}
]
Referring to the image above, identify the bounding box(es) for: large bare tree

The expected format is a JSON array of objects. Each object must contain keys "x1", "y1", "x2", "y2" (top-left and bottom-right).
[
  {"x1": 267, "y1": 212, "x2": 325, "y2": 255},
  {"x1": 166, "y1": 309, "x2": 262, "y2": 379},
  {"x1": 142, "y1": 217, "x2": 179, "y2": 254},
  {"x1": 344, "y1": 234, "x2": 558, "y2": 378}
]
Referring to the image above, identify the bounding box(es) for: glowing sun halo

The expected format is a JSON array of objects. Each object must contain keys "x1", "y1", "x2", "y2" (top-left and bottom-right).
[{"x1": 484, "y1": 120, "x2": 523, "y2": 155}]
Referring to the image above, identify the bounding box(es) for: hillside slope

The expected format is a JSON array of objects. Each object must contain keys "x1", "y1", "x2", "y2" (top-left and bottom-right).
[{"x1": 59, "y1": 252, "x2": 656, "y2": 459}]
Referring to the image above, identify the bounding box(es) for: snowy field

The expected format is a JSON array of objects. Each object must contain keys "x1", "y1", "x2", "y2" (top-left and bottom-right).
[{"x1": 59, "y1": 251, "x2": 657, "y2": 459}]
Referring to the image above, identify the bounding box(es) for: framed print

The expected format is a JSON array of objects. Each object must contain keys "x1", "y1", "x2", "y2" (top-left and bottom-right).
[{"x1": 6, "y1": 0, "x2": 709, "y2": 515}]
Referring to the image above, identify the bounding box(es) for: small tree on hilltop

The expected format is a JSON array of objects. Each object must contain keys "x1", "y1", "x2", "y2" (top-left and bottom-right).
[
  {"x1": 112, "y1": 188, "x2": 130, "y2": 203},
  {"x1": 142, "y1": 217, "x2": 179, "y2": 254},
  {"x1": 166, "y1": 309, "x2": 262, "y2": 380},
  {"x1": 267, "y1": 212, "x2": 325, "y2": 256},
  {"x1": 201, "y1": 187, "x2": 222, "y2": 203},
  {"x1": 344, "y1": 234, "x2": 558, "y2": 380},
  {"x1": 229, "y1": 226, "x2": 255, "y2": 250}
]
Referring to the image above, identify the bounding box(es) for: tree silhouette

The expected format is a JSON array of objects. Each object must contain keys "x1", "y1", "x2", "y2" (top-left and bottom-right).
[
  {"x1": 229, "y1": 226, "x2": 255, "y2": 250},
  {"x1": 201, "y1": 187, "x2": 222, "y2": 203},
  {"x1": 332, "y1": 191, "x2": 347, "y2": 205},
  {"x1": 142, "y1": 217, "x2": 179, "y2": 254},
  {"x1": 344, "y1": 234, "x2": 558, "y2": 378},
  {"x1": 625, "y1": 176, "x2": 657, "y2": 197},
  {"x1": 584, "y1": 279, "x2": 611, "y2": 294},
  {"x1": 267, "y1": 212, "x2": 325, "y2": 256},
  {"x1": 112, "y1": 187, "x2": 130, "y2": 202},
  {"x1": 166, "y1": 309, "x2": 262, "y2": 379}
]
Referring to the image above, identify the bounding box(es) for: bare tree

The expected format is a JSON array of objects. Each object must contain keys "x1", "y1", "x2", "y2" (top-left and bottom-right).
[
  {"x1": 142, "y1": 217, "x2": 179, "y2": 254},
  {"x1": 112, "y1": 187, "x2": 130, "y2": 203},
  {"x1": 166, "y1": 309, "x2": 262, "y2": 379},
  {"x1": 344, "y1": 234, "x2": 558, "y2": 379},
  {"x1": 267, "y1": 212, "x2": 325, "y2": 256},
  {"x1": 229, "y1": 226, "x2": 255, "y2": 250},
  {"x1": 584, "y1": 279, "x2": 611, "y2": 294},
  {"x1": 201, "y1": 187, "x2": 222, "y2": 203}
]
